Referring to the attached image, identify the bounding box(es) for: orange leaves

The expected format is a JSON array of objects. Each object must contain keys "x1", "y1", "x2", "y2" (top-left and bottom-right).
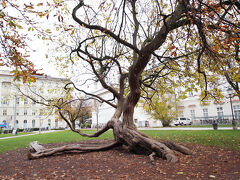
[{"x1": 169, "y1": 45, "x2": 175, "y2": 50}]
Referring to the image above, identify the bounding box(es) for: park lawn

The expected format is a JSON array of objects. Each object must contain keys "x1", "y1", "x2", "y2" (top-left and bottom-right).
[
  {"x1": 167, "y1": 124, "x2": 240, "y2": 128},
  {"x1": 143, "y1": 130, "x2": 240, "y2": 152},
  {"x1": 0, "y1": 130, "x2": 239, "y2": 153}
]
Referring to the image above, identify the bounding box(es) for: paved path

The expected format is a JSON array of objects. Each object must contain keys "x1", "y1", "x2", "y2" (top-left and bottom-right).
[
  {"x1": 0, "y1": 130, "x2": 60, "y2": 140},
  {"x1": 139, "y1": 127, "x2": 233, "y2": 130}
]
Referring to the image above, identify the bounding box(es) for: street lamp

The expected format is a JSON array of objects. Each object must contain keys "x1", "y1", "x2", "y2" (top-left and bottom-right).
[{"x1": 227, "y1": 87, "x2": 237, "y2": 130}]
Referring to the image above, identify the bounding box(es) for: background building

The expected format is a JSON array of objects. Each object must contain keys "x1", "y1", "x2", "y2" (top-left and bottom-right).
[
  {"x1": 91, "y1": 87, "x2": 240, "y2": 127},
  {"x1": 0, "y1": 70, "x2": 69, "y2": 130},
  {"x1": 179, "y1": 95, "x2": 240, "y2": 125}
]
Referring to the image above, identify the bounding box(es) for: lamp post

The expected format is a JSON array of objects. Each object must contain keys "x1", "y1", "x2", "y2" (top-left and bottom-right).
[
  {"x1": 12, "y1": 95, "x2": 17, "y2": 135},
  {"x1": 227, "y1": 88, "x2": 238, "y2": 130}
]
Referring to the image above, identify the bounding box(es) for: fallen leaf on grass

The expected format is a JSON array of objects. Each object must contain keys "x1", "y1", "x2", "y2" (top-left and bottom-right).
[{"x1": 209, "y1": 175, "x2": 216, "y2": 178}]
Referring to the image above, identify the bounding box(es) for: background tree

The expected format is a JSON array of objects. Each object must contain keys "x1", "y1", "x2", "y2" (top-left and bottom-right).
[
  {"x1": 144, "y1": 94, "x2": 179, "y2": 127},
  {"x1": 56, "y1": 97, "x2": 92, "y2": 129}
]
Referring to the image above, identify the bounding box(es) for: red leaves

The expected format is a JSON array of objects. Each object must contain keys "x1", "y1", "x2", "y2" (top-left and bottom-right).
[
  {"x1": 169, "y1": 45, "x2": 177, "y2": 57},
  {"x1": 171, "y1": 51, "x2": 177, "y2": 57}
]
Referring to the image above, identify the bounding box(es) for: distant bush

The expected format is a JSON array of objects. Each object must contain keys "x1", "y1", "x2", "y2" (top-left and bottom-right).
[
  {"x1": 81, "y1": 122, "x2": 91, "y2": 128},
  {"x1": 52, "y1": 127, "x2": 65, "y2": 130},
  {"x1": 32, "y1": 128, "x2": 39, "y2": 131}
]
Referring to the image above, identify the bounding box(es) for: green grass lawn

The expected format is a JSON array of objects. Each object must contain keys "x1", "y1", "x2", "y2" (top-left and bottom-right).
[
  {"x1": 0, "y1": 130, "x2": 239, "y2": 153},
  {"x1": 166, "y1": 124, "x2": 240, "y2": 128}
]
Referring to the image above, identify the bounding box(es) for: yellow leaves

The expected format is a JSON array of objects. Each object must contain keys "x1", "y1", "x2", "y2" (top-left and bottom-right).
[
  {"x1": 37, "y1": 11, "x2": 49, "y2": 18},
  {"x1": 2, "y1": 0, "x2": 6, "y2": 8},
  {"x1": 46, "y1": 29, "x2": 52, "y2": 33},
  {"x1": 29, "y1": 76, "x2": 36, "y2": 83},
  {"x1": 53, "y1": 0, "x2": 64, "y2": 4},
  {"x1": 232, "y1": 73, "x2": 240, "y2": 82}
]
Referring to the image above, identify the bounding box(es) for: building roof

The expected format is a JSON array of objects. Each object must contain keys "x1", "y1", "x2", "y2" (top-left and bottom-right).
[{"x1": 0, "y1": 70, "x2": 69, "y2": 82}]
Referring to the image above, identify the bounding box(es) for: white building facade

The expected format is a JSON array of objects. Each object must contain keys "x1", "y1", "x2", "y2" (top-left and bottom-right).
[
  {"x1": 0, "y1": 70, "x2": 69, "y2": 130},
  {"x1": 91, "y1": 88, "x2": 240, "y2": 127},
  {"x1": 179, "y1": 95, "x2": 240, "y2": 125}
]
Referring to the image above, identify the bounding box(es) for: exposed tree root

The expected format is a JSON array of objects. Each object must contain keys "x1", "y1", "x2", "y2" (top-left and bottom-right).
[
  {"x1": 28, "y1": 121, "x2": 192, "y2": 163},
  {"x1": 28, "y1": 141, "x2": 121, "y2": 160}
]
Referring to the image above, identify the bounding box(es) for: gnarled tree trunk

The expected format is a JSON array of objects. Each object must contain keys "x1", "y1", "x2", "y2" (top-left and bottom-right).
[{"x1": 28, "y1": 0, "x2": 192, "y2": 163}]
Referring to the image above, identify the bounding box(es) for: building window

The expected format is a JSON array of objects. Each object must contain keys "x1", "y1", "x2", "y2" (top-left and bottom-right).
[
  {"x1": 16, "y1": 109, "x2": 19, "y2": 116},
  {"x1": 1, "y1": 97, "x2": 9, "y2": 105},
  {"x1": 179, "y1": 111, "x2": 184, "y2": 118},
  {"x1": 24, "y1": 109, "x2": 27, "y2": 115},
  {"x1": 233, "y1": 105, "x2": 240, "y2": 119},
  {"x1": 203, "y1": 108, "x2": 208, "y2": 119},
  {"x1": 190, "y1": 110, "x2": 195, "y2": 119},
  {"x1": 32, "y1": 120, "x2": 35, "y2": 128},
  {"x1": 3, "y1": 109, "x2": 7, "y2": 116},
  {"x1": 40, "y1": 109, "x2": 44, "y2": 116},
  {"x1": 32, "y1": 110, "x2": 36, "y2": 116},
  {"x1": 24, "y1": 98, "x2": 28, "y2": 105},
  {"x1": 23, "y1": 120, "x2": 27, "y2": 129},
  {"x1": 55, "y1": 120, "x2": 58, "y2": 128},
  {"x1": 217, "y1": 107, "x2": 224, "y2": 119},
  {"x1": 2, "y1": 82, "x2": 11, "y2": 87},
  {"x1": 16, "y1": 120, "x2": 19, "y2": 129},
  {"x1": 134, "y1": 119, "x2": 138, "y2": 123},
  {"x1": 48, "y1": 119, "x2": 51, "y2": 129},
  {"x1": 16, "y1": 97, "x2": 20, "y2": 105}
]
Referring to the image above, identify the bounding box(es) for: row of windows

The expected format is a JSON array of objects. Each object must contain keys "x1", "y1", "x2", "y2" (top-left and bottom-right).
[
  {"x1": 185, "y1": 105, "x2": 240, "y2": 119},
  {"x1": 1, "y1": 97, "x2": 38, "y2": 105},
  {"x1": 2, "y1": 119, "x2": 55, "y2": 127},
  {"x1": 1, "y1": 81, "x2": 61, "y2": 89},
  {"x1": 2, "y1": 109, "x2": 44, "y2": 116},
  {"x1": 14, "y1": 119, "x2": 53, "y2": 128}
]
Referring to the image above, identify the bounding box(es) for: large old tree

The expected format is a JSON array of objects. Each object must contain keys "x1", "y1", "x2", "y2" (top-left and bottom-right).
[{"x1": 25, "y1": 0, "x2": 239, "y2": 161}]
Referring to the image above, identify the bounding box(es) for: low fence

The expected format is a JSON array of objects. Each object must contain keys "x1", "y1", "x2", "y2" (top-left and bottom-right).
[{"x1": 192, "y1": 117, "x2": 240, "y2": 125}]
